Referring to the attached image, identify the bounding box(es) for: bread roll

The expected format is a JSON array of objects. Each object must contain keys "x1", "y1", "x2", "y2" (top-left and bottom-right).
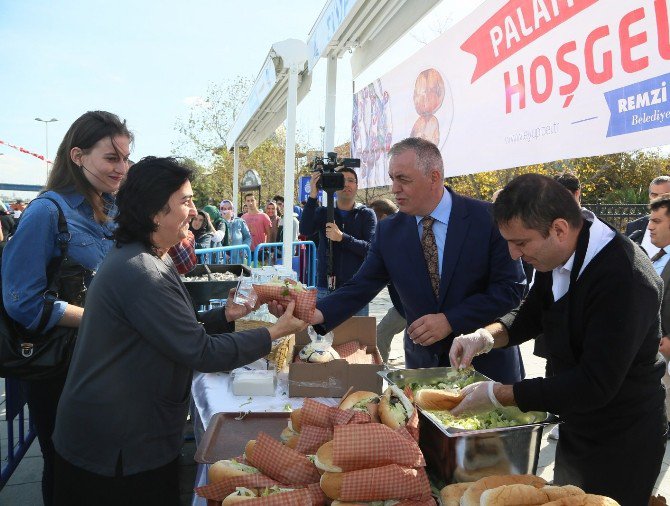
[
  {"x1": 340, "y1": 391, "x2": 381, "y2": 422},
  {"x1": 315, "y1": 441, "x2": 342, "y2": 472},
  {"x1": 221, "y1": 487, "x2": 257, "y2": 505},
  {"x1": 440, "y1": 482, "x2": 471, "y2": 506},
  {"x1": 461, "y1": 474, "x2": 547, "y2": 506},
  {"x1": 542, "y1": 494, "x2": 621, "y2": 505},
  {"x1": 290, "y1": 408, "x2": 303, "y2": 432},
  {"x1": 379, "y1": 386, "x2": 414, "y2": 429},
  {"x1": 414, "y1": 388, "x2": 463, "y2": 411},
  {"x1": 244, "y1": 440, "x2": 256, "y2": 461},
  {"x1": 207, "y1": 459, "x2": 259, "y2": 483},
  {"x1": 320, "y1": 471, "x2": 344, "y2": 500},
  {"x1": 542, "y1": 485, "x2": 585, "y2": 501},
  {"x1": 480, "y1": 483, "x2": 549, "y2": 505}
]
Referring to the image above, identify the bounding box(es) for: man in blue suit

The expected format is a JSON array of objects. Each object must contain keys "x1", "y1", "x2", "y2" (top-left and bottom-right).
[{"x1": 310, "y1": 138, "x2": 526, "y2": 383}]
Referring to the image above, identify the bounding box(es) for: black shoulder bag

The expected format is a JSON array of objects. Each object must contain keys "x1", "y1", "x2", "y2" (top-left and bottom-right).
[{"x1": 0, "y1": 197, "x2": 92, "y2": 380}]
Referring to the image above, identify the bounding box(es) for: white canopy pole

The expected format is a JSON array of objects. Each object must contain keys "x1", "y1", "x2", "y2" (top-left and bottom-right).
[
  {"x1": 323, "y1": 55, "x2": 337, "y2": 153},
  {"x1": 233, "y1": 143, "x2": 240, "y2": 213},
  {"x1": 271, "y1": 39, "x2": 308, "y2": 270},
  {"x1": 282, "y1": 63, "x2": 298, "y2": 270}
]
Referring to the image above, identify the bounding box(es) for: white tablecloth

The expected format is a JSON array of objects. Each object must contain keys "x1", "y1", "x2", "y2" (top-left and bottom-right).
[{"x1": 189, "y1": 367, "x2": 337, "y2": 505}]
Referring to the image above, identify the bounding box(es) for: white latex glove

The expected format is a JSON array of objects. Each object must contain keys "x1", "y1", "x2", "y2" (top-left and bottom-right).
[
  {"x1": 449, "y1": 328, "x2": 495, "y2": 370},
  {"x1": 450, "y1": 381, "x2": 503, "y2": 417}
]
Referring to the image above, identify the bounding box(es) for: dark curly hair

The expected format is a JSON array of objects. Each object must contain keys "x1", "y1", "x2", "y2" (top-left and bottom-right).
[{"x1": 114, "y1": 157, "x2": 193, "y2": 249}]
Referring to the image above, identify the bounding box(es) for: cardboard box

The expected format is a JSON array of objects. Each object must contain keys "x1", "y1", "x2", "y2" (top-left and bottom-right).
[{"x1": 288, "y1": 316, "x2": 383, "y2": 398}]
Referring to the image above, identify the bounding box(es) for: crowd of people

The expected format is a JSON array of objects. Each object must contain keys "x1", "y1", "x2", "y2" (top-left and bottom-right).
[{"x1": 3, "y1": 110, "x2": 670, "y2": 506}]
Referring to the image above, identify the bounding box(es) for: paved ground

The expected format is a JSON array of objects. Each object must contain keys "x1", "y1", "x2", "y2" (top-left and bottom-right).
[{"x1": 2, "y1": 288, "x2": 669, "y2": 504}]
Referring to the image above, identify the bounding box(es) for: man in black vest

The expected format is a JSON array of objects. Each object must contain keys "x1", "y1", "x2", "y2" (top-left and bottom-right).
[{"x1": 449, "y1": 173, "x2": 666, "y2": 506}]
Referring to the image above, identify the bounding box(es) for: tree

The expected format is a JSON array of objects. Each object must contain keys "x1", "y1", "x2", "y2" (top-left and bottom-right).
[{"x1": 174, "y1": 77, "x2": 313, "y2": 210}]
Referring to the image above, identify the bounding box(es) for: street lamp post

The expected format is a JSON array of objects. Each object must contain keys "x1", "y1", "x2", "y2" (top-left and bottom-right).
[{"x1": 35, "y1": 117, "x2": 58, "y2": 180}]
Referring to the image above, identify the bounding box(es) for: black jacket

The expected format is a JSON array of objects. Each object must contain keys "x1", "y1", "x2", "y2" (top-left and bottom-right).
[{"x1": 299, "y1": 198, "x2": 376, "y2": 289}]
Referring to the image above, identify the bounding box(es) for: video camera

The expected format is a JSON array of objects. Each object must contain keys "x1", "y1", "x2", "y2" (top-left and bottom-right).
[{"x1": 312, "y1": 152, "x2": 361, "y2": 193}]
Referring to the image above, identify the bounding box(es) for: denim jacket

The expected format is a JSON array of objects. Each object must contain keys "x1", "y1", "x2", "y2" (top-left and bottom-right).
[
  {"x1": 1, "y1": 190, "x2": 116, "y2": 332},
  {"x1": 226, "y1": 218, "x2": 252, "y2": 248}
]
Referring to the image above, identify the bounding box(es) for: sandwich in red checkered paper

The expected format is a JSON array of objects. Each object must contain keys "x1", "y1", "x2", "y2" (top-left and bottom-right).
[
  {"x1": 253, "y1": 278, "x2": 317, "y2": 321},
  {"x1": 247, "y1": 433, "x2": 321, "y2": 485},
  {"x1": 322, "y1": 464, "x2": 432, "y2": 502},
  {"x1": 195, "y1": 473, "x2": 279, "y2": 501},
  {"x1": 300, "y1": 398, "x2": 372, "y2": 429},
  {"x1": 201, "y1": 482, "x2": 325, "y2": 505},
  {"x1": 332, "y1": 423, "x2": 425, "y2": 471}
]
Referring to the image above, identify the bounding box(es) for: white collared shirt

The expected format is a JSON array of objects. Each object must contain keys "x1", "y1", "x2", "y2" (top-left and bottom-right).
[
  {"x1": 552, "y1": 209, "x2": 616, "y2": 301},
  {"x1": 641, "y1": 227, "x2": 661, "y2": 259}
]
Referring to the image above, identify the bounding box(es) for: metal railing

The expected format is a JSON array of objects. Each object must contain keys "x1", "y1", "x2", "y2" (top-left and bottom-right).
[
  {"x1": 1, "y1": 378, "x2": 35, "y2": 490},
  {"x1": 194, "y1": 244, "x2": 252, "y2": 265},
  {"x1": 193, "y1": 241, "x2": 317, "y2": 287},
  {"x1": 253, "y1": 241, "x2": 317, "y2": 287},
  {"x1": 584, "y1": 203, "x2": 648, "y2": 232}
]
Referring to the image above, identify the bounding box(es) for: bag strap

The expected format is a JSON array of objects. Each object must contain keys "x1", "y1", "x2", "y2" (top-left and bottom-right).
[{"x1": 32, "y1": 197, "x2": 71, "y2": 335}]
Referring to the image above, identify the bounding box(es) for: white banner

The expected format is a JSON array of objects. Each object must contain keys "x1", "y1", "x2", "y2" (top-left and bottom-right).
[{"x1": 352, "y1": 0, "x2": 670, "y2": 189}]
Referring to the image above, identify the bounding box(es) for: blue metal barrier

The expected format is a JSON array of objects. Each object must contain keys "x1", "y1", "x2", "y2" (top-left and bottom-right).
[
  {"x1": 1, "y1": 378, "x2": 35, "y2": 489},
  {"x1": 253, "y1": 241, "x2": 317, "y2": 287},
  {"x1": 194, "y1": 244, "x2": 252, "y2": 265}
]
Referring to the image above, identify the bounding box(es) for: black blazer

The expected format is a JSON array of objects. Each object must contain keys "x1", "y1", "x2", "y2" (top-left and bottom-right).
[{"x1": 625, "y1": 215, "x2": 648, "y2": 241}]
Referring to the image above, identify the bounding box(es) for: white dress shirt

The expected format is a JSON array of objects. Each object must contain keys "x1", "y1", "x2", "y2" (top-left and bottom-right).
[{"x1": 552, "y1": 209, "x2": 616, "y2": 301}]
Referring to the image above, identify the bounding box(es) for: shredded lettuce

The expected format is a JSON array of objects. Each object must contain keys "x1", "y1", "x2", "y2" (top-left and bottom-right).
[{"x1": 431, "y1": 409, "x2": 518, "y2": 430}]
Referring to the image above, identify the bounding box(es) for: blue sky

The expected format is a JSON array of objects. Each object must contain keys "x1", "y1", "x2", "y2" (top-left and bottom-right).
[{"x1": 0, "y1": 0, "x2": 479, "y2": 196}]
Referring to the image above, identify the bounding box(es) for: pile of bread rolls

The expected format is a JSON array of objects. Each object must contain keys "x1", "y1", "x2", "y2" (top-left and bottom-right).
[{"x1": 440, "y1": 474, "x2": 620, "y2": 506}]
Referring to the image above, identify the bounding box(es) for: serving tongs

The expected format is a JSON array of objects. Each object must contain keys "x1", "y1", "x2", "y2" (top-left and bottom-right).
[{"x1": 203, "y1": 263, "x2": 213, "y2": 282}]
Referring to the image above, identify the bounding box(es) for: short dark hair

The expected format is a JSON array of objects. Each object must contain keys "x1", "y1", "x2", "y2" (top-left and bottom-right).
[
  {"x1": 114, "y1": 157, "x2": 193, "y2": 249},
  {"x1": 554, "y1": 173, "x2": 580, "y2": 194},
  {"x1": 244, "y1": 193, "x2": 255, "y2": 199},
  {"x1": 273, "y1": 195, "x2": 284, "y2": 203},
  {"x1": 369, "y1": 198, "x2": 398, "y2": 220},
  {"x1": 338, "y1": 166, "x2": 358, "y2": 183},
  {"x1": 494, "y1": 173, "x2": 583, "y2": 237},
  {"x1": 649, "y1": 193, "x2": 670, "y2": 215}
]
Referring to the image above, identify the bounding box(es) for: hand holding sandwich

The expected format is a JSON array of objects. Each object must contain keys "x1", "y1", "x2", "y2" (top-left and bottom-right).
[{"x1": 450, "y1": 381, "x2": 503, "y2": 417}]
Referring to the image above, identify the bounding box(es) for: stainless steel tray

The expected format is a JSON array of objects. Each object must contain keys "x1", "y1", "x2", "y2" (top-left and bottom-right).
[
  {"x1": 378, "y1": 366, "x2": 553, "y2": 434},
  {"x1": 378, "y1": 366, "x2": 556, "y2": 484}
]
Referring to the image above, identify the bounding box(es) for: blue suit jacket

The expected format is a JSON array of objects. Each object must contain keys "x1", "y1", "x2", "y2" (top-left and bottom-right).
[{"x1": 317, "y1": 188, "x2": 526, "y2": 383}]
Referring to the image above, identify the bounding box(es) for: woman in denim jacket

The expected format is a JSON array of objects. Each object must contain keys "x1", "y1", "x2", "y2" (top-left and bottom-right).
[
  {"x1": 219, "y1": 199, "x2": 251, "y2": 263},
  {"x1": 1, "y1": 111, "x2": 132, "y2": 506}
]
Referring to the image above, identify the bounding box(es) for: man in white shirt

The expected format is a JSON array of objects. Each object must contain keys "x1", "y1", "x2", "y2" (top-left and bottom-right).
[
  {"x1": 648, "y1": 192, "x2": 670, "y2": 437},
  {"x1": 626, "y1": 175, "x2": 670, "y2": 256},
  {"x1": 449, "y1": 173, "x2": 666, "y2": 505}
]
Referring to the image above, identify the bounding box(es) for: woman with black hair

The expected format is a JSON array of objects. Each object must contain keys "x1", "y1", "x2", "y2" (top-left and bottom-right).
[
  {"x1": 1, "y1": 110, "x2": 132, "y2": 505},
  {"x1": 189, "y1": 209, "x2": 215, "y2": 249},
  {"x1": 52, "y1": 157, "x2": 306, "y2": 505}
]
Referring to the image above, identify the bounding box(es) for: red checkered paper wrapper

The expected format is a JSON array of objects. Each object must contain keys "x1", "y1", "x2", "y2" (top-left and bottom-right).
[
  {"x1": 247, "y1": 433, "x2": 321, "y2": 485},
  {"x1": 195, "y1": 473, "x2": 279, "y2": 501},
  {"x1": 300, "y1": 398, "x2": 372, "y2": 429},
  {"x1": 295, "y1": 425, "x2": 333, "y2": 455},
  {"x1": 405, "y1": 402, "x2": 420, "y2": 442},
  {"x1": 332, "y1": 424, "x2": 425, "y2": 471},
  {"x1": 334, "y1": 340, "x2": 376, "y2": 364},
  {"x1": 252, "y1": 284, "x2": 317, "y2": 321},
  {"x1": 339, "y1": 464, "x2": 432, "y2": 502},
  {"x1": 394, "y1": 500, "x2": 436, "y2": 506}
]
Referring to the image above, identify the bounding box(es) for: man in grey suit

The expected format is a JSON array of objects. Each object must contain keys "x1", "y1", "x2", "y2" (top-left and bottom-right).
[{"x1": 648, "y1": 192, "x2": 670, "y2": 435}]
